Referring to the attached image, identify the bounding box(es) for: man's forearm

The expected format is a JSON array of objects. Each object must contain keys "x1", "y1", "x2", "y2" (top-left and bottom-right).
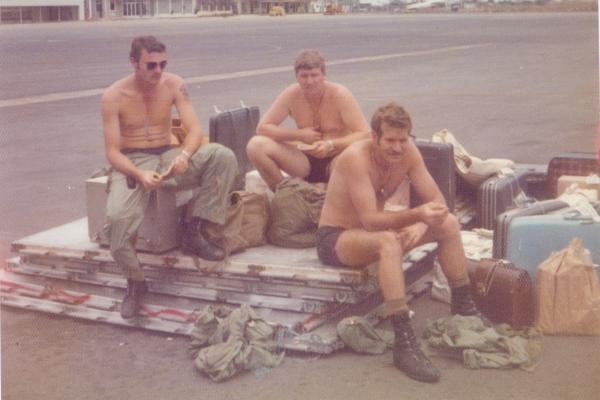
[
  {"x1": 181, "y1": 127, "x2": 204, "y2": 156},
  {"x1": 362, "y1": 208, "x2": 422, "y2": 232},
  {"x1": 107, "y1": 150, "x2": 143, "y2": 180},
  {"x1": 257, "y1": 123, "x2": 304, "y2": 142}
]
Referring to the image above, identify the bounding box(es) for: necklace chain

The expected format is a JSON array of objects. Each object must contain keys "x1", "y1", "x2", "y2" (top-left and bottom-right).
[
  {"x1": 371, "y1": 148, "x2": 392, "y2": 196},
  {"x1": 305, "y1": 87, "x2": 326, "y2": 129}
]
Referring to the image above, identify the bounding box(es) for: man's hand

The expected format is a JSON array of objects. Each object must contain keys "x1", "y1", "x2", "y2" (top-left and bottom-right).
[
  {"x1": 138, "y1": 170, "x2": 162, "y2": 191},
  {"x1": 417, "y1": 201, "x2": 448, "y2": 226},
  {"x1": 396, "y1": 223, "x2": 428, "y2": 250},
  {"x1": 297, "y1": 127, "x2": 322, "y2": 144},
  {"x1": 170, "y1": 153, "x2": 190, "y2": 176},
  {"x1": 305, "y1": 140, "x2": 334, "y2": 159}
]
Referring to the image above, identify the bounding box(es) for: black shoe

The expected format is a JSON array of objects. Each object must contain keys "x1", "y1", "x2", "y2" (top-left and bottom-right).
[
  {"x1": 391, "y1": 313, "x2": 440, "y2": 383},
  {"x1": 120, "y1": 279, "x2": 148, "y2": 319},
  {"x1": 450, "y1": 285, "x2": 491, "y2": 325},
  {"x1": 180, "y1": 218, "x2": 225, "y2": 261}
]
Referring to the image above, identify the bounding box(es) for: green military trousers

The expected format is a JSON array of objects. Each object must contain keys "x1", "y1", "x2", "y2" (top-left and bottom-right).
[{"x1": 104, "y1": 143, "x2": 238, "y2": 281}]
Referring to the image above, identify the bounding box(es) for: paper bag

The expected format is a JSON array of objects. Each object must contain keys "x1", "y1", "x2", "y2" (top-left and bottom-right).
[{"x1": 536, "y1": 238, "x2": 600, "y2": 335}]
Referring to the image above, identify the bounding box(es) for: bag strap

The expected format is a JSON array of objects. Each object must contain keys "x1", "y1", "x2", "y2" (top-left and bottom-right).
[{"x1": 478, "y1": 258, "x2": 501, "y2": 296}]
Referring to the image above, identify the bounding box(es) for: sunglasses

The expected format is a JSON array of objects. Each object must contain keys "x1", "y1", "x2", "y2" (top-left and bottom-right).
[{"x1": 145, "y1": 60, "x2": 167, "y2": 71}]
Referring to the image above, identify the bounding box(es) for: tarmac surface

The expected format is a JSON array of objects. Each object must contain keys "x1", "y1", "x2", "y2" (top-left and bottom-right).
[{"x1": 1, "y1": 12, "x2": 599, "y2": 400}]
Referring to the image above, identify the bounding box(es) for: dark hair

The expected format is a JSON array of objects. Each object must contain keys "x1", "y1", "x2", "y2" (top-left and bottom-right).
[
  {"x1": 294, "y1": 49, "x2": 326, "y2": 74},
  {"x1": 130, "y1": 36, "x2": 166, "y2": 62},
  {"x1": 371, "y1": 102, "x2": 413, "y2": 139}
]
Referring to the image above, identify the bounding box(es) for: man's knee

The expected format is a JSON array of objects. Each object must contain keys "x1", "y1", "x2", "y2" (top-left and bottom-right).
[
  {"x1": 211, "y1": 143, "x2": 238, "y2": 169},
  {"x1": 246, "y1": 136, "x2": 274, "y2": 161},
  {"x1": 434, "y1": 213, "x2": 461, "y2": 238}
]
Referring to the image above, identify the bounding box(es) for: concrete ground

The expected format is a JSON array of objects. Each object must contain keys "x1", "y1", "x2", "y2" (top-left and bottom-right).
[{"x1": 2, "y1": 292, "x2": 600, "y2": 400}]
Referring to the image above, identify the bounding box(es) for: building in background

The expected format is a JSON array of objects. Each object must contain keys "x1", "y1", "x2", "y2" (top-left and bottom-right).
[
  {"x1": 0, "y1": 0, "x2": 311, "y2": 21},
  {"x1": 1, "y1": 0, "x2": 84, "y2": 22}
]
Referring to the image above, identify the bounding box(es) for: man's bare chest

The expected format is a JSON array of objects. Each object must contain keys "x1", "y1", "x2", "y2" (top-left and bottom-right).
[
  {"x1": 291, "y1": 100, "x2": 345, "y2": 135},
  {"x1": 119, "y1": 93, "x2": 172, "y2": 130},
  {"x1": 371, "y1": 167, "x2": 410, "y2": 201}
]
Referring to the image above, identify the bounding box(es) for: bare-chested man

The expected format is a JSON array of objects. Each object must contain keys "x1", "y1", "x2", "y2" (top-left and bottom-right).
[
  {"x1": 246, "y1": 49, "x2": 370, "y2": 190},
  {"x1": 317, "y1": 102, "x2": 482, "y2": 383},
  {"x1": 101, "y1": 36, "x2": 238, "y2": 318}
]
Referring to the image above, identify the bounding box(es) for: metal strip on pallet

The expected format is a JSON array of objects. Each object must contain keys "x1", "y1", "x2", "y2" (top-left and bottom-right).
[
  {"x1": 1, "y1": 267, "x2": 434, "y2": 354},
  {"x1": 20, "y1": 254, "x2": 378, "y2": 303},
  {"x1": 8, "y1": 258, "x2": 343, "y2": 314},
  {"x1": 11, "y1": 219, "x2": 438, "y2": 286}
]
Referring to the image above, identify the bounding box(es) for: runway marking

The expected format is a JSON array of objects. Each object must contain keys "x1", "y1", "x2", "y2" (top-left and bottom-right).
[{"x1": 0, "y1": 43, "x2": 492, "y2": 109}]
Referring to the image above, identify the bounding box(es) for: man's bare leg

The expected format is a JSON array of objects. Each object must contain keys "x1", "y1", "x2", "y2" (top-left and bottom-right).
[
  {"x1": 246, "y1": 136, "x2": 311, "y2": 191},
  {"x1": 411, "y1": 214, "x2": 482, "y2": 318},
  {"x1": 334, "y1": 229, "x2": 440, "y2": 383},
  {"x1": 336, "y1": 230, "x2": 407, "y2": 311}
]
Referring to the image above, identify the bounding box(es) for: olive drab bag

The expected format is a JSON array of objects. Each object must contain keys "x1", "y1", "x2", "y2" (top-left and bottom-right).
[
  {"x1": 267, "y1": 177, "x2": 326, "y2": 248},
  {"x1": 204, "y1": 191, "x2": 269, "y2": 255}
]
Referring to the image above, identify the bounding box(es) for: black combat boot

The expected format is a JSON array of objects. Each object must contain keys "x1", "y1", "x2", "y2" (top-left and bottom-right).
[
  {"x1": 450, "y1": 284, "x2": 480, "y2": 316},
  {"x1": 120, "y1": 279, "x2": 148, "y2": 319},
  {"x1": 450, "y1": 285, "x2": 491, "y2": 325},
  {"x1": 391, "y1": 312, "x2": 441, "y2": 383},
  {"x1": 180, "y1": 217, "x2": 226, "y2": 261}
]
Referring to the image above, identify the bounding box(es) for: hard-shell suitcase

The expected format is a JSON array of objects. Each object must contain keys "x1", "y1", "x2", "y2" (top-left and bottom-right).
[
  {"x1": 86, "y1": 176, "x2": 192, "y2": 254},
  {"x1": 492, "y1": 198, "x2": 570, "y2": 259},
  {"x1": 505, "y1": 212, "x2": 600, "y2": 283},
  {"x1": 413, "y1": 139, "x2": 456, "y2": 212},
  {"x1": 209, "y1": 105, "x2": 260, "y2": 176},
  {"x1": 466, "y1": 258, "x2": 534, "y2": 328},
  {"x1": 557, "y1": 174, "x2": 600, "y2": 199},
  {"x1": 476, "y1": 167, "x2": 542, "y2": 230},
  {"x1": 547, "y1": 152, "x2": 599, "y2": 198}
]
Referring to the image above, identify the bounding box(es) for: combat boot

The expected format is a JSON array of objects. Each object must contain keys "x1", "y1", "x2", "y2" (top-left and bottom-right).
[
  {"x1": 391, "y1": 312, "x2": 441, "y2": 383},
  {"x1": 120, "y1": 279, "x2": 148, "y2": 319},
  {"x1": 180, "y1": 217, "x2": 225, "y2": 261},
  {"x1": 450, "y1": 284, "x2": 491, "y2": 325}
]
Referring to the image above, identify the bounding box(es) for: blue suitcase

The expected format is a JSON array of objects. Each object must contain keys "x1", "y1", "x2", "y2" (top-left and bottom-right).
[
  {"x1": 505, "y1": 212, "x2": 600, "y2": 283},
  {"x1": 492, "y1": 198, "x2": 570, "y2": 259}
]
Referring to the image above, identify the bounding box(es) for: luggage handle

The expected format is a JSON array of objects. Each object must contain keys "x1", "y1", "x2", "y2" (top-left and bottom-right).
[
  {"x1": 477, "y1": 258, "x2": 505, "y2": 297},
  {"x1": 564, "y1": 214, "x2": 596, "y2": 224}
]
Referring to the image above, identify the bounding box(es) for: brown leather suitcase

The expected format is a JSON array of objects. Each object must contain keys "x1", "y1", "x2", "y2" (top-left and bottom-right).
[{"x1": 466, "y1": 258, "x2": 534, "y2": 328}]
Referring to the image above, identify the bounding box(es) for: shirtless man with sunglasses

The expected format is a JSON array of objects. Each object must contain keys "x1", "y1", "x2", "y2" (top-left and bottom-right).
[{"x1": 101, "y1": 36, "x2": 238, "y2": 318}]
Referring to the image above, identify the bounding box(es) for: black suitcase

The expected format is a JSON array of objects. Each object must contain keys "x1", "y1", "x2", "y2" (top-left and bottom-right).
[
  {"x1": 209, "y1": 105, "x2": 260, "y2": 176},
  {"x1": 476, "y1": 168, "x2": 541, "y2": 230},
  {"x1": 546, "y1": 152, "x2": 599, "y2": 198},
  {"x1": 412, "y1": 139, "x2": 456, "y2": 212},
  {"x1": 492, "y1": 198, "x2": 570, "y2": 259}
]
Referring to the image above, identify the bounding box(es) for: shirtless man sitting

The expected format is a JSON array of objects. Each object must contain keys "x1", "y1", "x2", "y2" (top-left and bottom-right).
[
  {"x1": 101, "y1": 36, "x2": 238, "y2": 318},
  {"x1": 246, "y1": 49, "x2": 370, "y2": 190},
  {"x1": 317, "y1": 102, "x2": 482, "y2": 383}
]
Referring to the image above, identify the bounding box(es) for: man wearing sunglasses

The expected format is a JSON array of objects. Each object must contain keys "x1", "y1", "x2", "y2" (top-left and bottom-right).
[
  {"x1": 316, "y1": 102, "x2": 482, "y2": 383},
  {"x1": 101, "y1": 36, "x2": 238, "y2": 318},
  {"x1": 246, "y1": 49, "x2": 370, "y2": 191}
]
